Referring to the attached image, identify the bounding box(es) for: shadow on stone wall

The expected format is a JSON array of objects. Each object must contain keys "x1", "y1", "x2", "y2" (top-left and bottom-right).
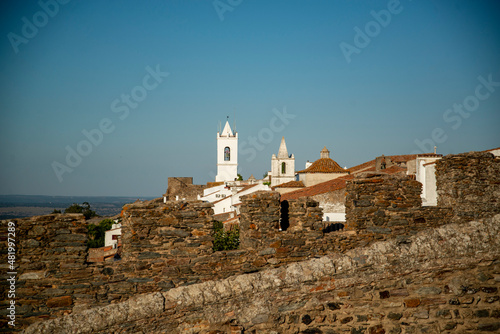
[{"x1": 3, "y1": 151, "x2": 499, "y2": 331}]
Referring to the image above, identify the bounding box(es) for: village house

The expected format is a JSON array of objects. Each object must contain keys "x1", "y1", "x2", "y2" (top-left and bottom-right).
[{"x1": 296, "y1": 147, "x2": 350, "y2": 187}]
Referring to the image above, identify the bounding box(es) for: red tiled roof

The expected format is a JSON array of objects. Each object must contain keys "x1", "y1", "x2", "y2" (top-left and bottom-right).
[
  {"x1": 273, "y1": 180, "x2": 305, "y2": 188},
  {"x1": 296, "y1": 158, "x2": 348, "y2": 174},
  {"x1": 206, "y1": 181, "x2": 224, "y2": 188},
  {"x1": 348, "y1": 154, "x2": 438, "y2": 171},
  {"x1": 281, "y1": 174, "x2": 354, "y2": 201},
  {"x1": 484, "y1": 147, "x2": 500, "y2": 152},
  {"x1": 380, "y1": 165, "x2": 406, "y2": 174},
  {"x1": 348, "y1": 159, "x2": 376, "y2": 174},
  {"x1": 281, "y1": 165, "x2": 405, "y2": 201},
  {"x1": 222, "y1": 215, "x2": 240, "y2": 224},
  {"x1": 390, "y1": 154, "x2": 418, "y2": 163}
]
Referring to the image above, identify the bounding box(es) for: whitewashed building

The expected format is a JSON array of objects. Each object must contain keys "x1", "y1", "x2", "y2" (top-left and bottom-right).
[
  {"x1": 415, "y1": 155, "x2": 442, "y2": 206},
  {"x1": 270, "y1": 137, "x2": 296, "y2": 187},
  {"x1": 104, "y1": 223, "x2": 121, "y2": 249},
  {"x1": 215, "y1": 119, "x2": 238, "y2": 182},
  {"x1": 201, "y1": 118, "x2": 271, "y2": 214}
]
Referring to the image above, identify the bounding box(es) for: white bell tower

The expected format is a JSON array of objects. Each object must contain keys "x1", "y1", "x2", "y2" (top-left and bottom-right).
[
  {"x1": 215, "y1": 118, "x2": 238, "y2": 182},
  {"x1": 271, "y1": 136, "x2": 295, "y2": 187}
]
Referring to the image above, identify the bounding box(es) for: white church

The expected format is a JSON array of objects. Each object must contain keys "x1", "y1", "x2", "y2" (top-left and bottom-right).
[
  {"x1": 215, "y1": 119, "x2": 239, "y2": 182},
  {"x1": 270, "y1": 137, "x2": 296, "y2": 187},
  {"x1": 200, "y1": 118, "x2": 272, "y2": 216}
]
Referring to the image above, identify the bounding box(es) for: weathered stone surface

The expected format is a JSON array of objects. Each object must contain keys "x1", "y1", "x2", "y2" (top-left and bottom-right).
[
  {"x1": 23, "y1": 214, "x2": 500, "y2": 334},
  {"x1": 46, "y1": 296, "x2": 72, "y2": 308},
  {"x1": 436, "y1": 152, "x2": 500, "y2": 223},
  {"x1": 9, "y1": 152, "x2": 500, "y2": 332}
]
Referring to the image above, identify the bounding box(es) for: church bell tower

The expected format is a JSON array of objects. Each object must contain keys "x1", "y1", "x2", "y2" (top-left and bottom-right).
[
  {"x1": 271, "y1": 136, "x2": 295, "y2": 187},
  {"x1": 215, "y1": 118, "x2": 238, "y2": 182}
]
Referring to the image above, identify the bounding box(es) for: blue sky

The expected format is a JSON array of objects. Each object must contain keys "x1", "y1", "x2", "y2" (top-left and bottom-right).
[{"x1": 1, "y1": 0, "x2": 499, "y2": 197}]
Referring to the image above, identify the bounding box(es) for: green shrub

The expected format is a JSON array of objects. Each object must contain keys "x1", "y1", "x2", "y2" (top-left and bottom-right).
[
  {"x1": 64, "y1": 202, "x2": 97, "y2": 219},
  {"x1": 213, "y1": 221, "x2": 239, "y2": 251},
  {"x1": 87, "y1": 218, "x2": 114, "y2": 248}
]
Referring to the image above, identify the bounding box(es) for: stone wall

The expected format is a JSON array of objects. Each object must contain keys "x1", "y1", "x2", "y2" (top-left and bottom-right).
[
  {"x1": 0, "y1": 214, "x2": 89, "y2": 329},
  {"x1": 2, "y1": 194, "x2": 381, "y2": 332},
  {"x1": 345, "y1": 172, "x2": 453, "y2": 236},
  {"x1": 239, "y1": 191, "x2": 323, "y2": 250},
  {"x1": 8, "y1": 152, "x2": 500, "y2": 331},
  {"x1": 164, "y1": 177, "x2": 205, "y2": 201},
  {"x1": 24, "y1": 214, "x2": 500, "y2": 334},
  {"x1": 436, "y1": 151, "x2": 500, "y2": 223}
]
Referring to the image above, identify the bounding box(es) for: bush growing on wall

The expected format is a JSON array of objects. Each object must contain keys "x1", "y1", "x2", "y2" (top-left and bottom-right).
[{"x1": 213, "y1": 221, "x2": 239, "y2": 251}]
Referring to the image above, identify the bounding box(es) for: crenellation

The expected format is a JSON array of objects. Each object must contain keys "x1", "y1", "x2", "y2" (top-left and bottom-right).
[
  {"x1": 21, "y1": 215, "x2": 500, "y2": 333},
  {"x1": 4, "y1": 151, "x2": 500, "y2": 332}
]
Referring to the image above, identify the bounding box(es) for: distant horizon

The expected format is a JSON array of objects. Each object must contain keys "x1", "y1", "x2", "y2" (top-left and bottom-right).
[
  {"x1": 1, "y1": 144, "x2": 499, "y2": 198},
  {"x1": 0, "y1": 194, "x2": 157, "y2": 201}
]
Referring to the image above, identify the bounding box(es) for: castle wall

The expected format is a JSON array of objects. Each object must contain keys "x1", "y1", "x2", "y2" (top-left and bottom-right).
[
  {"x1": 345, "y1": 172, "x2": 453, "y2": 234},
  {"x1": 165, "y1": 177, "x2": 205, "y2": 201},
  {"x1": 24, "y1": 214, "x2": 500, "y2": 334},
  {"x1": 436, "y1": 151, "x2": 500, "y2": 223},
  {"x1": 8, "y1": 151, "x2": 500, "y2": 332},
  {"x1": 0, "y1": 214, "x2": 90, "y2": 328}
]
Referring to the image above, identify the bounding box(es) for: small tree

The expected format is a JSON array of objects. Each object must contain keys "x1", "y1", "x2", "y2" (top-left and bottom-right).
[
  {"x1": 64, "y1": 202, "x2": 97, "y2": 219},
  {"x1": 213, "y1": 221, "x2": 239, "y2": 251},
  {"x1": 87, "y1": 218, "x2": 114, "y2": 248},
  {"x1": 237, "y1": 174, "x2": 243, "y2": 181}
]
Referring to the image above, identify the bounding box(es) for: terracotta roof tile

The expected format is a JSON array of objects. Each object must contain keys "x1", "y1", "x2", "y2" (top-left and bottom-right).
[
  {"x1": 296, "y1": 158, "x2": 348, "y2": 174},
  {"x1": 281, "y1": 165, "x2": 405, "y2": 201},
  {"x1": 273, "y1": 180, "x2": 305, "y2": 188},
  {"x1": 281, "y1": 174, "x2": 354, "y2": 201},
  {"x1": 348, "y1": 159, "x2": 376, "y2": 173}
]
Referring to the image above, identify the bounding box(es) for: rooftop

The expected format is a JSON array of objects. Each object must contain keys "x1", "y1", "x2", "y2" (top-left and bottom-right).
[
  {"x1": 282, "y1": 165, "x2": 405, "y2": 201},
  {"x1": 297, "y1": 157, "x2": 348, "y2": 174},
  {"x1": 273, "y1": 180, "x2": 305, "y2": 189}
]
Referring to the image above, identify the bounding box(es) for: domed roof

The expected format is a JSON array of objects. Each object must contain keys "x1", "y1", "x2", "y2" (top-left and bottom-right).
[{"x1": 297, "y1": 147, "x2": 349, "y2": 174}]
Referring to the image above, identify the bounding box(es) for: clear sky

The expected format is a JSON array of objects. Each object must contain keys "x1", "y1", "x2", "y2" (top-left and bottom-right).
[{"x1": 1, "y1": 0, "x2": 499, "y2": 197}]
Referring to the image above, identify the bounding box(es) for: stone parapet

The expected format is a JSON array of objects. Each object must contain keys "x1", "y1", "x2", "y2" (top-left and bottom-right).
[
  {"x1": 436, "y1": 151, "x2": 500, "y2": 223},
  {"x1": 24, "y1": 214, "x2": 500, "y2": 334}
]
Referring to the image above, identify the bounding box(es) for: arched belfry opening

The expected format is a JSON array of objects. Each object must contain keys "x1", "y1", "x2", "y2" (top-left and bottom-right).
[
  {"x1": 280, "y1": 200, "x2": 289, "y2": 231},
  {"x1": 224, "y1": 147, "x2": 230, "y2": 161}
]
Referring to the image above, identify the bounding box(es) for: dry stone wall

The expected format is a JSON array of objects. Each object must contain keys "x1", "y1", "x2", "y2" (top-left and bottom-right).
[
  {"x1": 6, "y1": 152, "x2": 500, "y2": 332},
  {"x1": 165, "y1": 177, "x2": 205, "y2": 201},
  {"x1": 0, "y1": 196, "x2": 333, "y2": 331},
  {"x1": 436, "y1": 151, "x2": 500, "y2": 223},
  {"x1": 23, "y1": 214, "x2": 500, "y2": 334},
  {"x1": 345, "y1": 172, "x2": 453, "y2": 237},
  {"x1": 0, "y1": 214, "x2": 89, "y2": 329}
]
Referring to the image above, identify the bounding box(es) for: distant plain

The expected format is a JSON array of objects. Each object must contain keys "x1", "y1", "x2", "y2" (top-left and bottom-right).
[{"x1": 0, "y1": 195, "x2": 155, "y2": 220}]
